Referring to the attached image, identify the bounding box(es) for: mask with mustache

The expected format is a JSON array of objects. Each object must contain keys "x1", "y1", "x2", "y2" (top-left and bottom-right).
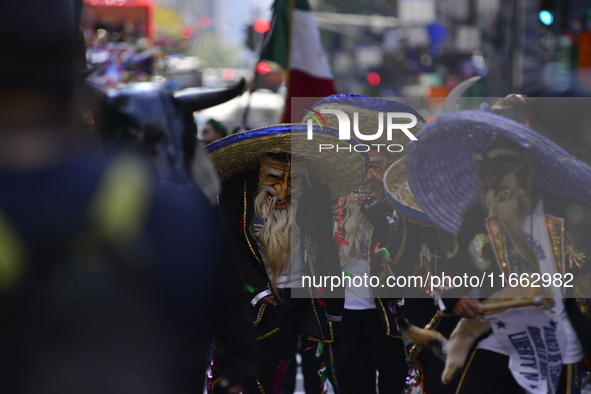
[
  {"x1": 476, "y1": 146, "x2": 539, "y2": 273},
  {"x1": 253, "y1": 154, "x2": 309, "y2": 292},
  {"x1": 339, "y1": 149, "x2": 391, "y2": 264}
]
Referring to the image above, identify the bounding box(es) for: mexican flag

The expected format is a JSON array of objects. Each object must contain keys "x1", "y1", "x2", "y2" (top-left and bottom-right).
[{"x1": 260, "y1": 0, "x2": 337, "y2": 122}]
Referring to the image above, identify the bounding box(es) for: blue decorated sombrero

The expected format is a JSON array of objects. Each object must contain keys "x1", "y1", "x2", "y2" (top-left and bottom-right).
[
  {"x1": 305, "y1": 94, "x2": 432, "y2": 221},
  {"x1": 301, "y1": 94, "x2": 425, "y2": 160},
  {"x1": 405, "y1": 110, "x2": 591, "y2": 234},
  {"x1": 206, "y1": 123, "x2": 368, "y2": 199}
]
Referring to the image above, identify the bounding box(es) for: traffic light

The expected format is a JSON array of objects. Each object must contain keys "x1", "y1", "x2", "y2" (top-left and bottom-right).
[
  {"x1": 245, "y1": 24, "x2": 255, "y2": 51},
  {"x1": 254, "y1": 18, "x2": 270, "y2": 34},
  {"x1": 256, "y1": 62, "x2": 271, "y2": 74},
  {"x1": 539, "y1": 0, "x2": 555, "y2": 26},
  {"x1": 245, "y1": 19, "x2": 269, "y2": 52},
  {"x1": 367, "y1": 72, "x2": 381, "y2": 86}
]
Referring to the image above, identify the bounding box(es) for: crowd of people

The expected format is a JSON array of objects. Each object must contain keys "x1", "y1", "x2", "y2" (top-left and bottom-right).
[{"x1": 1, "y1": 2, "x2": 590, "y2": 394}]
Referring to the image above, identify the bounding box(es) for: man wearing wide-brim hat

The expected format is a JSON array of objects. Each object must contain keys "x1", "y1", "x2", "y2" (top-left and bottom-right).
[
  {"x1": 404, "y1": 109, "x2": 591, "y2": 394},
  {"x1": 303, "y1": 94, "x2": 424, "y2": 393},
  {"x1": 206, "y1": 123, "x2": 367, "y2": 393}
]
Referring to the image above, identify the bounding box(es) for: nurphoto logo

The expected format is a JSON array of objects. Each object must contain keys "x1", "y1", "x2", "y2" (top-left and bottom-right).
[{"x1": 304, "y1": 107, "x2": 418, "y2": 152}]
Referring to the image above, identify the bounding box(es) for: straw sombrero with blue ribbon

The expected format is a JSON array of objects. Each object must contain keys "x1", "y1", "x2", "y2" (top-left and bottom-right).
[
  {"x1": 206, "y1": 123, "x2": 368, "y2": 199},
  {"x1": 404, "y1": 110, "x2": 591, "y2": 234},
  {"x1": 383, "y1": 156, "x2": 432, "y2": 223}
]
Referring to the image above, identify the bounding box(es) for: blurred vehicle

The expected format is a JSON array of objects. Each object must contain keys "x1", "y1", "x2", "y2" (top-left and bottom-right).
[
  {"x1": 202, "y1": 68, "x2": 252, "y2": 87},
  {"x1": 153, "y1": 55, "x2": 205, "y2": 91},
  {"x1": 202, "y1": 67, "x2": 284, "y2": 93},
  {"x1": 196, "y1": 88, "x2": 284, "y2": 131}
]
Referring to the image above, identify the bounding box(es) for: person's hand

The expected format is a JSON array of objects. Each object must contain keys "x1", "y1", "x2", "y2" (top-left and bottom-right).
[
  {"x1": 364, "y1": 179, "x2": 383, "y2": 198},
  {"x1": 257, "y1": 295, "x2": 277, "y2": 306},
  {"x1": 220, "y1": 377, "x2": 248, "y2": 393},
  {"x1": 452, "y1": 297, "x2": 483, "y2": 319}
]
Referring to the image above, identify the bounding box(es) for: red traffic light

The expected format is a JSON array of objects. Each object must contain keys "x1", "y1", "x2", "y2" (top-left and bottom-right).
[
  {"x1": 254, "y1": 18, "x2": 270, "y2": 34},
  {"x1": 367, "y1": 72, "x2": 381, "y2": 86},
  {"x1": 256, "y1": 62, "x2": 271, "y2": 74}
]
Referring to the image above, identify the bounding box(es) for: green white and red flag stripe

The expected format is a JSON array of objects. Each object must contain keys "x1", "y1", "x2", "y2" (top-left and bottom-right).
[{"x1": 260, "y1": 0, "x2": 337, "y2": 122}]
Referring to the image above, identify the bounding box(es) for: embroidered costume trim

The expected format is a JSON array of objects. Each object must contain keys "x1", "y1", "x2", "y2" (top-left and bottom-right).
[
  {"x1": 485, "y1": 218, "x2": 509, "y2": 277},
  {"x1": 468, "y1": 234, "x2": 492, "y2": 271},
  {"x1": 255, "y1": 327, "x2": 281, "y2": 341},
  {"x1": 271, "y1": 359, "x2": 289, "y2": 394},
  {"x1": 390, "y1": 216, "x2": 407, "y2": 267},
  {"x1": 406, "y1": 311, "x2": 442, "y2": 361},
  {"x1": 255, "y1": 376, "x2": 266, "y2": 394},
  {"x1": 254, "y1": 304, "x2": 267, "y2": 326},
  {"x1": 208, "y1": 376, "x2": 222, "y2": 392},
  {"x1": 545, "y1": 214, "x2": 565, "y2": 276},
  {"x1": 243, "y1": 180, "x2": 264, "y2": 268},
  {"x1": 437, "y1": 228, "x2": 458, "y2": 259},
  {"x1": 565, "y1": 231, "x2": 586, "y2": 270},
  {"x1": 304, "y1": 236, "x2": 334, "y2": 343}
]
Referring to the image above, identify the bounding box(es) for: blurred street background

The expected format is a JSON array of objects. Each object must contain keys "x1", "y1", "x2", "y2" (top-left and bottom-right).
[{"x1": 80, "y1": 0, "x2": 591, "y2": 139}]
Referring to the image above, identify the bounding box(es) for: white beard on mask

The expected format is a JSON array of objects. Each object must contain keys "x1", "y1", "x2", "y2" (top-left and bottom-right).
[
  {"x1": 253, "y1": 184, "x2": 301, "y2": 292},
  {"x1": 339, "y1": 196, "x2": 370, "y2": 265}
]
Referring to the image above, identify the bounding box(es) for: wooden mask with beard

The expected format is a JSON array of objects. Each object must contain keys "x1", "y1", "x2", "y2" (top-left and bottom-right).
[
  {"x1": 254, "y1": 154, "x2": 308, "y2": 291},
  {"x1": 258, "y1": 153, "x2": 307, "y2": 210},
  {"x1": 473, "y1": 140, "x2": 540, "y2": 272}
]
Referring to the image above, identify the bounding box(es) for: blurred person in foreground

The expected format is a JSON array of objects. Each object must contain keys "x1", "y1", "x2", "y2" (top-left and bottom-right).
[
  {"x1": 0, "y1": 1, "x2": 252, "y2": 393},
  {"x1": 404, "y1": 108, "x2": 591, "y2": 394},
  {"x1": 95, "y1": 76, "x2": 255, "y2": 393}
]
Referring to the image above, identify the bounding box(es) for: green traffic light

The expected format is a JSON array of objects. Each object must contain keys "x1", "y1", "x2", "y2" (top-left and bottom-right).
[{"x1": 539, "y1": 10, "x2": 554, "y2": 26}]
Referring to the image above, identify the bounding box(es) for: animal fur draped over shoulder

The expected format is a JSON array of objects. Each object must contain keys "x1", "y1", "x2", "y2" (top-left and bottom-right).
[
  {"x1": 396, "y1": 286, "x2": 553, "y2": 385},
  {"x1": 395, "y1": 192, "x2": 591, "y2": 385}
]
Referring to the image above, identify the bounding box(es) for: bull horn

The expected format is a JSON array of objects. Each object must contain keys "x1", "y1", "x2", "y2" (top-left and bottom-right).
[
  {"x1": 441, "y1": 75, "x2": 482, "y2": 114},
  {"x1": 174, "y1": 78, "x2": 246, "y2": 112}
]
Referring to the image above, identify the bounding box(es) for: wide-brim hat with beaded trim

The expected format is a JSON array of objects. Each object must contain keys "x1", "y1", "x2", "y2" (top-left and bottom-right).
[
  {"x1": 301, "y1": 94, "x2": 426, "y2": 162},
  {"x1": 383, "y1": 157, "x2": 431, "y2": 223},
  {"x1": 206, "y1": 123, "x2": 368, "y2": 199},
  {"x1": 405, "y1": 110, "x2": 591, "y2": 235}
]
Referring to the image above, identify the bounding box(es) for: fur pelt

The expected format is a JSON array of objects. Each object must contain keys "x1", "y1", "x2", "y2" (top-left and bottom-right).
[{"x1": 396, "y1": 286, "x2": 551, "y2": 384}]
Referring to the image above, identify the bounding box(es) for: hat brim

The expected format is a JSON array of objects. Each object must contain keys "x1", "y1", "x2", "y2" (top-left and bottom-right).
[
  {"x1": 302, "y1": 95, "x2": 425, "y2": 161},
  {"x1": 206, "y1": 123, "x2": 368, "y2": 199},
  {"x1": 406, "y1": 110, "x2": 591, "y2": 234},
  {"x1": 383, "y1": 157, "x2": 432, "y2": 223}
]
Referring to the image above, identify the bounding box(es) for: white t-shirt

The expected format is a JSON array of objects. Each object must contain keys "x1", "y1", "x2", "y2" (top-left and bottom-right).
[
  {"x1": 478, "y1": 201, "x2": 584, "y2": 363},
  {"x1": 342, "y1": 227, "x2": 376, "y2": 310},
  {"x1": 343, "y1": 255, "x2": 376, "y2": 310}
]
